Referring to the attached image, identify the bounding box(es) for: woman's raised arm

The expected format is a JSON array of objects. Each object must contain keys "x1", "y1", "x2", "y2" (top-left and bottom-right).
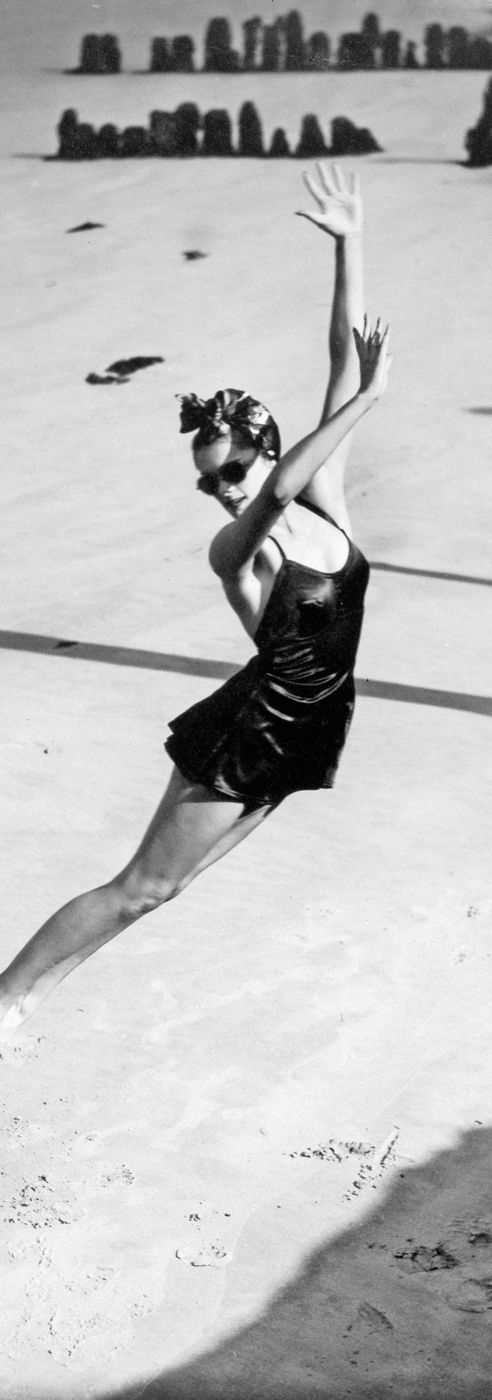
[
  {"x1": 297, "y1": 162, "x2": 365, "y2": 527},
  {"x1": 268, "y1": 318, "x2": 391, "y2": 506},
  {"x1": 210, "y1": 321, "x2": 391, "y2": 577}
]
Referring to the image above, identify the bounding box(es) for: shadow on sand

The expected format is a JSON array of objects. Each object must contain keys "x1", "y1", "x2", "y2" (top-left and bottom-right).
[
  {"x1": 1, "y1": 630, "x2": 491, "y2": 715},
  {"x1": 5, "y1": 1127, "x2": 491, "y2": 1400}
]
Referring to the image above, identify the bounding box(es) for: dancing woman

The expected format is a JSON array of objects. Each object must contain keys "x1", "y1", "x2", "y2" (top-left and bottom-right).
[{"x1": 0, "y1": 163, "x2": 391, "y2": 1040}]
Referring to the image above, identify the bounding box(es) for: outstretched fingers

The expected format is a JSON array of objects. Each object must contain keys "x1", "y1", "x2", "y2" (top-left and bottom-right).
[
  {"x1": 302, "y1": 170, "x2": 326, "y2": 207},
  {"x1": 315, "y1": 161, "x2": 339, "y2": 197},
  {"x1": 353, "y1": 317, "x2": 391, "y2": 358},
  {"x1": 330, "y1": 161, "x2": 345, "y2": 192}
]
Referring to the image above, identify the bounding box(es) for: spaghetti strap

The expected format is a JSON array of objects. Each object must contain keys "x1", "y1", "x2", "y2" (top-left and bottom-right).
[
  {"x1": 296, "y1": 495, "x2": 346, "y2": 535},
  {"x1": 267, "y1": 532, "x2": 287, "y2": 563}
]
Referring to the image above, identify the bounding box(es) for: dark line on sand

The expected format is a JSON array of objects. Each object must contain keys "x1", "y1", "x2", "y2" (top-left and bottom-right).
[
  {"x1": 370, "y1": 562, "x2": 492, "y2": 587},
  {"x1": 1, "y1": 630, "x2": 491, "y2": 717},
  {"x1": 356, "y1": 678, "x2": 491, "y2": 717},
  {"x1": 0, "y1": 630, "x2": 233, "y2": 680}
]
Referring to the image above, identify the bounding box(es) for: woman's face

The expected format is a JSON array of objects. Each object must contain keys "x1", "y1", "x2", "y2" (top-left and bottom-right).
[{"x1": 194, "y1": 429, "x2": 270, "y2": 516}]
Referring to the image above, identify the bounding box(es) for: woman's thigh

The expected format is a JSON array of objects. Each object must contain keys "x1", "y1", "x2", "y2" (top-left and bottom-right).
[{"x1": 121, "y1": 765, "x2": 273, "y2": 893}]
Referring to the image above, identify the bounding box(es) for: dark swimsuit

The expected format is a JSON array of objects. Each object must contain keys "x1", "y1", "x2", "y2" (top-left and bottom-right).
[{"x1": 165, "y1": 500, "x2": 370, "y2": 809}]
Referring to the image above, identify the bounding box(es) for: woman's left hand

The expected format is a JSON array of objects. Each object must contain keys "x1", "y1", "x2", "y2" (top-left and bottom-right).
[
  {"x1": 353, "y1": 317, "x2": 392, "y2": 400},
  {"x1": 297, "y1": 162, "x2": 363, "y2": 238}
]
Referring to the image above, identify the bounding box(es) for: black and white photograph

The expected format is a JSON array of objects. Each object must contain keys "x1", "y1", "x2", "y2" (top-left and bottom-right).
[{"x1": 1, "y1": 1, "x2": 491, "y2": 1396}]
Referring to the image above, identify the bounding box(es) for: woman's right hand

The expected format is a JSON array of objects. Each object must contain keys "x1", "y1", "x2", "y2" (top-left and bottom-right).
[{"x1": 353, "y1": 317, "x2": 392, "y2": 400}]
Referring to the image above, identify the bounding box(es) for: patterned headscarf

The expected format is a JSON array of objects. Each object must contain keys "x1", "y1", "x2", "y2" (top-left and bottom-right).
[{"x1": 177, "y1": 387, "x2": 281, "y2": 461}]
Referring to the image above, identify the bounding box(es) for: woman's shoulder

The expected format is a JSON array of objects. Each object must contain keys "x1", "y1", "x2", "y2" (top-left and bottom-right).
[{"x1": 208, "y1": 524, "x2": 238, "y2": 578}]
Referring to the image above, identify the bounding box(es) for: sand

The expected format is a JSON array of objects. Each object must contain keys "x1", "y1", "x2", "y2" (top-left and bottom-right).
[{"x1": 1, "y1": 3, "x2": 491, "y2": 1397}]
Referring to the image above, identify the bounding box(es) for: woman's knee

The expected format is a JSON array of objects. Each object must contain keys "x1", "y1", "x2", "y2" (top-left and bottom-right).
[{"x1": 112, "y1": 868, "x2": 182, "y2": 921}]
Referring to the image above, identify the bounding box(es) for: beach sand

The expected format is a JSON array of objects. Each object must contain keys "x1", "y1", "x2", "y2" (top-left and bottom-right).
[{"x1": 1, "y1": 4, "x2": 491, "y2": 1397}]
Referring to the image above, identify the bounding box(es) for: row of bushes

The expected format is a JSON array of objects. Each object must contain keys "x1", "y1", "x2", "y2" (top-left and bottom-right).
[
  {"x1": 56, "y1": 105, "x2": 381, "y2": 160},
  {"x1": 74, "y1": 16, "x2": 492, "y2": 74},
  {"x1": 55, "y1": 76, "x2": 492, "y2": 166}
]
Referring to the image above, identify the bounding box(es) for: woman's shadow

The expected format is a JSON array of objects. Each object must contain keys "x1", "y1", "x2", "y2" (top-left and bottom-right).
[{"x1": 98, "y1": 1125, "x2": 492, "y2": 1400}]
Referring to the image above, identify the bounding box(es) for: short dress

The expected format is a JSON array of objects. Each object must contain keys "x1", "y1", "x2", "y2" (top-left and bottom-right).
[{"x1": 165, "y1": 500, "x2": 370, "y2": 809}]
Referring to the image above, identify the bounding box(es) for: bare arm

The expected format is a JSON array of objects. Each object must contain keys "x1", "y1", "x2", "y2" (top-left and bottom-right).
[
  {"x1": 210, "y1": 322, "x2": 391, "y2": 578},
  {"x1": 297, "y1": 163, "x2": 365, "y2": 527}
]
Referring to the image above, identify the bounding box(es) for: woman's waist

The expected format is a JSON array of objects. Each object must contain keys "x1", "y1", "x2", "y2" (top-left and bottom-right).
[
  {"x1": 257, "y1": 635, "x2": 361, "y2": 686},
  {"x1": 257, "y1": 663, "x2": 354, "y2": 710}
]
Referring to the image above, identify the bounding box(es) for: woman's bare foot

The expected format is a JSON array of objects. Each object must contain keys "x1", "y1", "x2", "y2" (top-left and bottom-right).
[
  {"x1": 0, "y1": 979, "x2": 56, "y2": 1043},
  {"x1": 0, "y1": 996, "x2": 29, "y2": 1043}
]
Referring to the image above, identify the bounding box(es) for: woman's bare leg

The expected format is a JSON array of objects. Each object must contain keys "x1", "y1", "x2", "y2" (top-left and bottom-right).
[{"x1": 0, "y1": 766, "x2": 272, "y2": 1040}]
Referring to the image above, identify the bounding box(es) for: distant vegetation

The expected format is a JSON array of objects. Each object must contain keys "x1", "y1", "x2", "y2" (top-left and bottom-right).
[
  {"x1": 77, "y1": 34, "x2": 122, "y2": 73},
  {"x1": 74, "y1": 13, "x2": 492, "y2": 73},
  {"x1": 465, "y1": 78, "x2": 492, "y2": 164},
  {"x1": 55, "y1": 106, "x2": 382, "y2": 159}
]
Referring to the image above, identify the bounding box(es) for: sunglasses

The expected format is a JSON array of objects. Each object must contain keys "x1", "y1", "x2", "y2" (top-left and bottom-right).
[{"x1": 196, "y1": 458, "x2": 253, "y2": 497}]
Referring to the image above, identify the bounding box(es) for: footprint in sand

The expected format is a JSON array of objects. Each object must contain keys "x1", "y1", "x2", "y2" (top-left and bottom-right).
[
  {"x1": 175, "y1": 1242, "x2": 229, "y2": 1267},
  {"x1": 288, "y1": 1130, "x2": 400, "y2": 1203},
  {"x1": 175, "y1": 1201, "x2": 235, "y2": 1267},
  {"x1": 0, "y1": 1034, "x2": 45, "y2": 1063},
  {"x1": 99, "y1": 1165, "x2": 135, "y2": 1188},
  {"x1": 394, "y1": 1224, "x2": 492, "y2": 1313},
  {"x1": 394, "y1": 1243, "x2": 459, "y2": 1272},
  {"x1": 86, "y1": 355, "x2": 164, "y2": 386},
  {"x1": 446, "y1": 1277, "x2": 492, "y2": 1313},
  {"x1": 67, "y1": 221, "x2": 105, "y2": 233}
]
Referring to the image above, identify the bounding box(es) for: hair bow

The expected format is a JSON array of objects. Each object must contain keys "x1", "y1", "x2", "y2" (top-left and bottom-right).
[{"x1": 176, "y1": 388, "x2": 280, "y2": 460}]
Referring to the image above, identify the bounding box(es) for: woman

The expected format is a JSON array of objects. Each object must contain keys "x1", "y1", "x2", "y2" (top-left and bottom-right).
[{"x1": 0, "y1": 163, "x2": 391, "y2": 1040}]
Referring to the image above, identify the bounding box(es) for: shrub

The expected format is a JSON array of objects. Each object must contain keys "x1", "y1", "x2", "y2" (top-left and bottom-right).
[
  {"x1": 285, "y1": 10, "x2": 305, "y2": 70},
  {"x1": 204, "y1": 19, "x2": 239, "y2": 71},
  {"x1": 78, "y1": 33, "x2": 121, "y2": 73},
  {"x1": 171, "y1": 36, "x2": 195, "y2": 71},
  {"x1": 269, "y1": 127, "x2": 290, "y2": 157},
  {"x1": 150, "y1": 38, "x2": 170, "y2": 72},
  {"x1": 238, "y1": 102, "x2": 264, "y2": 156},
  {"x1": 79, "y1": 35, "x2": 103, "y2": 73},
  {"x1": 356, "y1": 126, "x2": 382, "y2": 153},
  {"x1": 306, "y1": 32, "x2": 330, "y2": 70},
  {"x1": 448, "y1": 27, "x2": 470, "y2": 69},
  {"x1": 202, "y1": 110, "x2": 235, "y2": 156},
  {"x1": 149, "y1": 111, "x2": 179, "y2": 155},
  {"x1": 175, "y1": 103, "x2": 201, "y2": 155},
  {"x1": 98, "y1": 123, "x2": 121, "y2": 157},
  {"x1": 58, "y1": 108, "x2": 79, "y2": 158},
  {"x1": 424, "y1": 23, "x2": 445, "y2": 68},
  {"x1": 361, "y1": 13, "x2": 381, "y2": 48},
  {"x1": 261, "y1": 22, "x2": 282, "y2": 71},
  {"x1": 330, "y1": 117, "x2": 381, "y2": 155},
  {"x1": 296, "y1": 115, "x2": 327, "y2": 158},
  {"x1": 101, "y1": 35, "x2": 121, "y2": 72},
  {"x1": 467, "y1": 36, "x2": 492, "y2": 69},
  {"x1": 242, "y1": 18, "x2": 263, "y2": 70},
  {"x1": 78, "y1": 123, "x2": 99, "y2": 158},
  {"x1": 381, "y1": 30, "x2": 401, "y2": 68},
  {"x1": 338, "y1": 33, "x2": 375, "y2": 68},
  {"x1": 121, "y1": 126, "x2": 149, "y2": 157},
  {"x1": 465, "y1": 78, "x2": 492, "y2": 164},
  {"x1": 404, "y1": 41, "x2": 419, "y2": 68}
]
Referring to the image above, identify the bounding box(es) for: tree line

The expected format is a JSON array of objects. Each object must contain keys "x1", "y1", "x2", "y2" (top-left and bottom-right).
[
  {"x1": 56, "y1": 104, "x2": 381, "y2": 159},
  {"x1": 76, "y1": 15, "x2": 492, "y2": 74}
]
